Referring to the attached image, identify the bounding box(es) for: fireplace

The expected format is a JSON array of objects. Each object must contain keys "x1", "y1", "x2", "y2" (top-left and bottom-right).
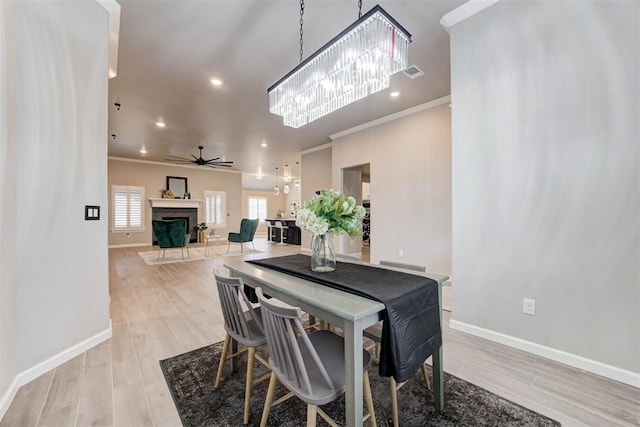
[{"x1": 151, "y1": 207, "x2": 198, "y2": 244}]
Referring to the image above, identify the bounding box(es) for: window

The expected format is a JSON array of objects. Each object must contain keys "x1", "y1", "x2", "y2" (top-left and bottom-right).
[
  {"x1": 248, "y1": 196, "x2": 267, "y2": 221},
  {"x1": 205, "y1": 191, "x2": 226, "y2": 227},
  {"x1": 112, "y1": 185, "x2": 144, "y2": 232}
]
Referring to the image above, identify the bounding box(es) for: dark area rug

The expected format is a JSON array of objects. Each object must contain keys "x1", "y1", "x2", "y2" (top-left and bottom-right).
[{"x1": 160, "y1": 341, "x2": 560, "y2": 426}]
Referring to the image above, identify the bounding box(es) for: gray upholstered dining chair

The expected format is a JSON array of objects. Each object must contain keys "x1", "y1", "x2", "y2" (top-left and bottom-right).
[
  {"x1": 213, "y1": 274, "x2": 271, "y2": 425},
  {"x1": 363, "y1": 260, "x2": 430, "y2": 427},
  {"x1": 255, "y1": 287, "x2": 377, "y2": 427}
]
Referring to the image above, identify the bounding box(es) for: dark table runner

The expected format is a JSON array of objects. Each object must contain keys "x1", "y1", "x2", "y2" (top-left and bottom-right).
[{"x1": 247, "y1": 254, "x2": 441, "y2": 382}]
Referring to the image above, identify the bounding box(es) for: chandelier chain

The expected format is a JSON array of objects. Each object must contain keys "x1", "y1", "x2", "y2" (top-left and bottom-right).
[
  {"x1": 358, "y1": 0, "x2": 362, "y2": 18},
  {"x1": 299, "y1": 0, "x2": 305, "y2": 63}
]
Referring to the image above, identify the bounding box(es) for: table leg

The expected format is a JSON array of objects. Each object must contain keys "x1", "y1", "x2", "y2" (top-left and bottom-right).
[
  {"x1": 433, "y1": 345, "x2": 444, "y2": 411},
  {"x1": 344, "y1": 321, "x2": 364, "y2": 427}
]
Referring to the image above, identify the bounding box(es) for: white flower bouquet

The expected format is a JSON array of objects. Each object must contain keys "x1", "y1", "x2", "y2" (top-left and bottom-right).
[{"x1": 295, "y1": 189, "x2": 366, "y2": 236}]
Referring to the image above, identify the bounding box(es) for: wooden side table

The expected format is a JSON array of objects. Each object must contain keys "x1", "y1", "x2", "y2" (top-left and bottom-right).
[{"x1": 204, "y1": 233, "x2": 221, "y2": 256}]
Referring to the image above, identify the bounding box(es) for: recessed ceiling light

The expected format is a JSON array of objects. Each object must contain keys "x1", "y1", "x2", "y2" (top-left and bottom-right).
[
  {"x1": 210, "y1": 78, "x2": 223, "y2": 86},
  {"x1": 390, "y1": 91, "x2": 400, "y2": 97},
  {"x1": 139, "y1": 147, "x2": 147, "y2": 155},
  {"x1": 156, "y1": 121, "x2": 166, "y2": 128},
  {"x1": 261, "y1": 142, "x2": 268, "y2": 148}
]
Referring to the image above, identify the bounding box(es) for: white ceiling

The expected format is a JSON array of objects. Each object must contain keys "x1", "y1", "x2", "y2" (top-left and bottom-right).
[{"x1": 107, "y1": 0, "x2": 465, "y2": 189}]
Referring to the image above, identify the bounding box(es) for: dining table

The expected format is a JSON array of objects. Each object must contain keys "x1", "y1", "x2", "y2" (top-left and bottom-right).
[{"x1": 224, "y1": 256, "x2": 449, "y2": 427}]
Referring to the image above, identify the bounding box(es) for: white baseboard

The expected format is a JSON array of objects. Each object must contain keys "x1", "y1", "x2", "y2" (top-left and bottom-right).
[
  {"x1": 108, "y1": 242, "x2": 150, "y2": 249},
  {"x1": 0, "y1": 323, "x2": 113, "y2": 421},
  {"x1": 449, "y1": 319, "x2": 640, "y2": 388},
  {"x1": 0, "y1": 376, "x2": 20, "y2": 422}
]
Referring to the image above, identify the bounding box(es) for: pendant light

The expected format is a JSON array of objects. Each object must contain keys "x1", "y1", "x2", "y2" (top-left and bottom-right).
[
  {"x1": 268, "y1": 1, "x2": 411, "y2": 128},
  {"x1": 294, "y1": 161, "x2": 301, "y2": 192},
  {"x1": 283, "y1": 164, "x2": 290, "y2": 194},
  {"x1": 274, "y1": 167, "x2": 280, "y2": 195}
]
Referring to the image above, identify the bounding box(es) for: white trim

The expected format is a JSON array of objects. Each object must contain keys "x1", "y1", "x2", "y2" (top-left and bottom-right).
[
  {"x1": 108, "y1": 242, "x2": 150, "y2": 249},
  {"x1": 440, "y1": 0, "x2": 501, "y2": 33},
  {"x1": 300, "y1": 142, "x2": 332, "y2": 156},
  {"x1": 449, "y1": 319, "x2": 640, "y2": 388},
  {"x1": 0, "y1": 377, "x2": 20, "y2": 422},
  {"x1": 95, "y1": 0, "x2": 120, "y2": 79},
  {"x1": 16, "y1": 326, "x2": 112, "y2": 387},
  {"x1": 329, "y1": 95, "x2": 451, "y2": 140},
  {"x1": 0, "y1": 325, "x2": 112, "y2": 420},
  {"x1": 108, "y1": 156, "x2": 242, "y2": 174},
  {"x1": 148, "y1": 198, "x2": 202, "y2": 209}
]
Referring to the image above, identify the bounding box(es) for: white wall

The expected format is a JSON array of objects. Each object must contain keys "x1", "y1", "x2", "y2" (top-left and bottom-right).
[
  {"x1": 10, "y1": 1, "x2": 111, "y2": 373},
  {"x1": 449, "y1": 0, "x2": 639, "y2": 380},
  {"x1": 331, "y1": 103, "x2": 452, "y2": 275},
  {"x1": 0, "y1": 2, "x2": 18, "y2": 415}
]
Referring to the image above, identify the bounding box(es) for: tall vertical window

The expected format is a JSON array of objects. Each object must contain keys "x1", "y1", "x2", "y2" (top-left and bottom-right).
[
  {"x1": 205, "y1": 191, "x2": 226, "y2": 227},
  {"x1": 112, "y1": 185, "x2": 145, "y2": 232},
  {"x1": 248, "y1": 197, "x2": 267, "y2": 221}
]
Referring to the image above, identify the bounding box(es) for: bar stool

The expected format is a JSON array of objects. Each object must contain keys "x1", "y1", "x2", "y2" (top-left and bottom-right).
[
  {"x1": 274, "y1": 221, "x2": 288, "y2": 245},
  {"x1": 264, "y1": 220, "x2": 274, "y2": 242}
]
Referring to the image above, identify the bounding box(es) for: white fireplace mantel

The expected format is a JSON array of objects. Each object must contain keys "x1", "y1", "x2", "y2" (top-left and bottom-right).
[{"x1": 148, "y1": 198, "x2": 202, "y2": 209}]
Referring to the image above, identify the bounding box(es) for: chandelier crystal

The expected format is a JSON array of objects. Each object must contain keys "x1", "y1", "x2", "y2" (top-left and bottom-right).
[{"x1": 268, "y1": 4, "x2": 411, "y2": 128}]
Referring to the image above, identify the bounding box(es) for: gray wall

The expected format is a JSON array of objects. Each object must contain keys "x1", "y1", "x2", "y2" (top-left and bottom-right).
[
  {"x1": 449, "y1": 0, "x2": 639, "y2": 373},
  {"x1": 7, "y1": 1, "x2": 111, "y2": 372},
  {"x1": 300, "y1": 147, "x2": 333, "y2": 248},
  {"x1": 332, "y1": 104, "x2": 452, "y2": 274},
  {"x1": 0, "y1": 1, "x2": 18, "y2": 411},
  {"x1": 108, "y1": 159, "x2": 243, "y2": 246}
]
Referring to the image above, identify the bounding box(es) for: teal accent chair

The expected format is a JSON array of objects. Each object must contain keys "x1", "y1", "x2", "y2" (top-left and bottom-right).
[
  {"x1": 227, "y1": 218, "x2": 259, "y2": 253},
  {"x1": 152, "y1": 219, "x2": 191, "y2": 261}
]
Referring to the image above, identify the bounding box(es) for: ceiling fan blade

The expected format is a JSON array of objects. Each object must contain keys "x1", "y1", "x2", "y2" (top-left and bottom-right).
[
  {"x1": 191, "y1": 154, "x2": 199, "y2": 161},
  {"x1": 208, "y1": 161, "x2": 234, "y2": 164},
  {"x1": 166, "y1": 155, "x2": 193, "y2": 161},
  {"x1": 205, "y1": 157, "x2": 221, "y2": 162}
]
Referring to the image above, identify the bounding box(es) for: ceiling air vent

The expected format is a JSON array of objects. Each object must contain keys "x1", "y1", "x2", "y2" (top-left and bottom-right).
[{"x1": 403, "y1": 65, "x2": 424, "y2": 79}]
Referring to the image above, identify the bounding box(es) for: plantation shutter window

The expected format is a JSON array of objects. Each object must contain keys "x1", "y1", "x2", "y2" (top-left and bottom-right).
[
  {"x1": 112, "y1": 185, "x2": 145, "y2": 232},
  {"x1": 205, "y1": 191, "x2": 226, "y2": 227},
  {"x1": 248, "y1": 197, "x2": 267, "y2": 221}
]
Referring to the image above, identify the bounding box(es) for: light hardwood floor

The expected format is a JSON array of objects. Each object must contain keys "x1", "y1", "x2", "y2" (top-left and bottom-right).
[{"x1": 2, "y1": 238, "x2": 639, "y2": 426}]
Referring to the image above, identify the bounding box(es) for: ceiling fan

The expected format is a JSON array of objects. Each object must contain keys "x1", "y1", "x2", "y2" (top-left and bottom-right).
[{"x1": 165, "y1": 145, "x2": 233, "y2": 168}]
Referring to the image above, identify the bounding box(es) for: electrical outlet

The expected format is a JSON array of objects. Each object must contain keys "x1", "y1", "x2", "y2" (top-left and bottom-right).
[
  {"x1": 523, "y1": 298, "x2": 536, "y2": 316},
  {"x1": 398, "y1": 249, "x2": 404, "y2": 257}
]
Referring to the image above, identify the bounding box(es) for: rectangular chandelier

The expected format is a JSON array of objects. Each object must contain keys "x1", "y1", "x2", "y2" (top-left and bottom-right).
[{"x1": 268, "y1": 5, "x2": 412, "y2": 129}]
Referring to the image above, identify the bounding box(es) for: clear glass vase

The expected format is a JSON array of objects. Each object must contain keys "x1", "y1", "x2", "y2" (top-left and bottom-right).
[{"x1": 311, "y1": 232, "x2": 336, "y2": 272}]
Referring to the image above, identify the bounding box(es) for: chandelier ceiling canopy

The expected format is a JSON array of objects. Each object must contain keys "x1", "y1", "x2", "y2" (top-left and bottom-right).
[{"x1": 268, "y1": 4, "x2": 412, "y2": 129}]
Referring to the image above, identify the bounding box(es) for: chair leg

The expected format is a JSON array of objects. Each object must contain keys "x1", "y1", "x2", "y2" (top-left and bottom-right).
[
  {"x1": 227, "y1": 241, "x2": 231, "y2": 253},
  {"x1": 389, "y1": 376, "x2": 399, "y2": 427},
  {"x1": 215, "y1": 334, "x2": 231, "y2": 389},
  {"x1": 420, "y1": 362, "x2": 431, "y2": 391},
  {"x1": 185, "y1": 246, "x2": 190, "y2": 257},
  {"x1": 157, "y1": 250, "x2": 162, "y2": 261},
  {"x1": 251, "y1": 241, "x2": 256, "y2": 251},
  {"x1": 241, "y1": 243, "x2": 244, "y2": 253},
  {"x1": 363, "y1": 371, "x2": 377, "y2": 427},
  {"x1": 306, "y1": 404, "x2": 318, "y2": 427},
  {"x1": 260, "y1": 372, "x2": 278, "y2": 427},
  {"x1": 181, "y1": 247, "x2": 185, "y2": 260},
  {"x1": 244, "y1": 347, "x2": 256, "y2": 424}
]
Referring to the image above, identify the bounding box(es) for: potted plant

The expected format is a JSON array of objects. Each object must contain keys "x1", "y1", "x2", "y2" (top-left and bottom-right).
[{"x1": 196, "y1": 222, "x2": 208, "y2": 243}]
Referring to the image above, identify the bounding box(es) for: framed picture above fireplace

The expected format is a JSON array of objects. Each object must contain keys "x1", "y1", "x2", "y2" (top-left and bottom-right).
[{"x1": 167, "y1": 176, "x2": 188, "y2": 198}]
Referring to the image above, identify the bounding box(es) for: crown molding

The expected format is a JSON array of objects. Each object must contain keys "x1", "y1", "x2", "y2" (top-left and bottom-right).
[
  {"x1": 300, "y1": 143, "x2": 333, "y2": 156},
  {"x1": 329, "y1": 95, "x2": 451, "y2": 141},
  {"x1": 440, "y1": 0, "x2": 501, "y2": 33},
  {"x1": 95, "y1": 0, "x2": 120, "y2": 78}
]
